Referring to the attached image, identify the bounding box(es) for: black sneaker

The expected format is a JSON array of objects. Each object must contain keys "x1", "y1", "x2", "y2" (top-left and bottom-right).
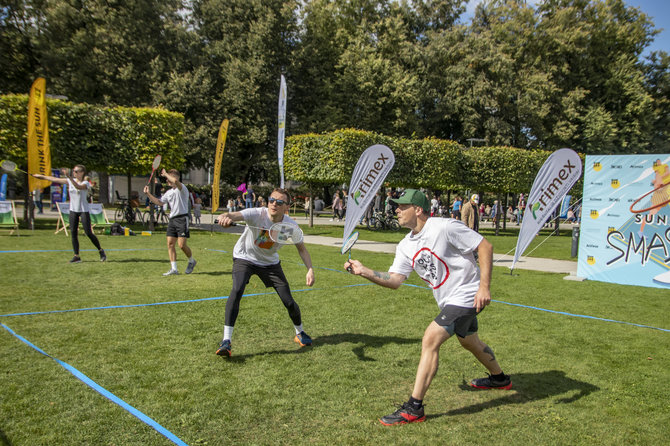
[
  {"x1": 69, "y1": 255, "x2": 82, "y2": 263},
  {"x1": 379, "y1": 402, "x2": 426, "y2": 426},
  {"x1": 470, "y1": 373, "x2": 512, "y2": 390},
  {"x1": 215, "y1": 339, "x2": 231, "y2": 357},
  {"x1": 294, "y1": 331, "x2": 312, "y2": 347},
  {"x1": 99, "y1": 250, "x2": 106, "y2": 262}
]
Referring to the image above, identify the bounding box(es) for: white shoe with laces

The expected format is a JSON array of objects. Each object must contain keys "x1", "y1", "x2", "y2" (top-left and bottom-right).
[{"x1": 163, "y1": 269, "x2": 179, "y2": 276}]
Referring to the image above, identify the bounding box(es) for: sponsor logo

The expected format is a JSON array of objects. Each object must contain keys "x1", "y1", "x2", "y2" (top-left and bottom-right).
[
  {"x1": 611, "y1": 179, "x2": 620, "y2": 189},
  {"x1": 529, "y1": 159, "x2": 579, "y2": 220},
  {"x1": 587, "y1": 256, "x2": 596, "y2": 265},
  {"x1": 352, "y1": 153, "x2": 390, "y2": 206},
  {"x1": 593, "y1": 162, "x2": 602, "y2": 172}
]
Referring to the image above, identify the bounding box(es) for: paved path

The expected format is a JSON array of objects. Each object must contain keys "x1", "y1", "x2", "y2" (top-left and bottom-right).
[{"x1": 22, "y1": 205, "x2": 578, "y2": 275}]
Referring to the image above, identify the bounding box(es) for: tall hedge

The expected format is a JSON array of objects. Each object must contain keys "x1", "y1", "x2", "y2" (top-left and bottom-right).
[
  {"x1": 285, "y1": 129, "x2": 583, "y2": 194},
  {"x1": 0, "y1": 95, "x2": 185, "y2": 174}
]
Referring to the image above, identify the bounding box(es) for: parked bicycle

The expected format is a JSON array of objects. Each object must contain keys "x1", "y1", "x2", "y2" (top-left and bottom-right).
[
  {"x1": 114, "y1": 191, "x2": 144, "y2": 225},
  {"x1": 142, "y1": 204, "x2": 168, "y2": 227},
  {"x1": 367, "y1": 210, "x2": 401, "y2": 231}
]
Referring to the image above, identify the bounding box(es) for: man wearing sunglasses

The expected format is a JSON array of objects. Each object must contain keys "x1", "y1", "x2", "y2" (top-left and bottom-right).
[{"x1": 215, "y1": 188, "x2": 315, "y2": 357}]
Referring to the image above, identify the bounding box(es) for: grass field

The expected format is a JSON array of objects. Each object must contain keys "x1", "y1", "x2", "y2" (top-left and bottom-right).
[{"x1": 1, "y1": 224, "x2": 668, "y2": 445}]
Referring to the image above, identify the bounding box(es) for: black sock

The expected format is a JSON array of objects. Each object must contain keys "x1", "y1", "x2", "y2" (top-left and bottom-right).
[
  {"x1": 408, "y1": 396, "x2": 423, "y2": 408},
  {"x1": 491, "y1": 372, "x2": 506, "y2": 380}
]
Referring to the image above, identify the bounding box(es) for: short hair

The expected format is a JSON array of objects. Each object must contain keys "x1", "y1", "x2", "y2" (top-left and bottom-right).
[
  {"x1": 167, "y1": 169, "x2": 180, "y2": 177},
  {"x1": 271, "y1": 187, "x2": 291, "y2": 204}
]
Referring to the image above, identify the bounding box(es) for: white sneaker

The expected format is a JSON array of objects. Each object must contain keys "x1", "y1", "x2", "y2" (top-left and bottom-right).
[
  {"x1": 185, "y1": 259, "x2": 197, "y2": 274},
  {"x1": 163, "y1": 269, "x2": 179, "y2": 276}
]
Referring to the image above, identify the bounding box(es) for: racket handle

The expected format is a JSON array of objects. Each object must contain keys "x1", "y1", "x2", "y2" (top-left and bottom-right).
[{"x1": 347, "y1": 266, "x2": 353, "y2": 273}]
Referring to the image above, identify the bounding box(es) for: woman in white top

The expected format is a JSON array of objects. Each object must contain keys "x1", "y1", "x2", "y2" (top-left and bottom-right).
[{"x1": 33, "y1": 165, "x2": 106, "y2": 263}]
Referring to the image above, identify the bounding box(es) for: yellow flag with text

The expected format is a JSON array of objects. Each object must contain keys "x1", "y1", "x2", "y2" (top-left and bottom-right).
[
  {"x1": 211, "y1": 119, "x2": 229, "y2": 213},
  {"x1": 27, "y1": 78, "x2": 51, "y2": 192}
]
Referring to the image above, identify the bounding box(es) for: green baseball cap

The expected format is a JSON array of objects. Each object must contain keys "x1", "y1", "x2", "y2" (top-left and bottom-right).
[{"x1": 390, "y1": 189, "x2": 431, "y2": 213}]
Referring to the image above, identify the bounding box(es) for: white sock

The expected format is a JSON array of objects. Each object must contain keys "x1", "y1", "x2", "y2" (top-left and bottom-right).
[
  {"x1": 223, "y1": 325, "x2": 234, "y2": 341},
  {"x1": 171, "y1": 261, "x2": 178, "y2": 271},
  {"x1": 294, "y1": 324, "x2": 304, "y2": 335},
  {"x1": 189, "y1": 256, "x2": 195, "y2": 262}
]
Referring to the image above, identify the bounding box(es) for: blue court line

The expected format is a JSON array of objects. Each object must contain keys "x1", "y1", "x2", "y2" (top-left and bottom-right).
[
  {"x1": 0, "y1": 284, "x2": 372, "y2": 318},
  {"x1": 490, "y1": 299, "x2": 670, "y2": 333},
  {"x1": 1, "y1": 323, "x2": 188, "y2": 446},
  {"x1": 0, "y1": 248, "x2": 160, "y2": 254}
]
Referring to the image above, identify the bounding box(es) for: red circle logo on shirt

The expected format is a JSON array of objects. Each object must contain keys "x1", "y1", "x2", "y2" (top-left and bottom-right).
[{"x1": 412, "y1": 247, "x2": 449, "y2": 289}]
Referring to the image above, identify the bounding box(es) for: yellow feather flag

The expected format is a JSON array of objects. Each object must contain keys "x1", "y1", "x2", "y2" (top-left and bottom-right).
[
  {"x1": 211, "y1": 119, "x2": 229, "y2": 213},
  {"x1": 27, "y1": 77, "x2": 52, "y2": 192}
]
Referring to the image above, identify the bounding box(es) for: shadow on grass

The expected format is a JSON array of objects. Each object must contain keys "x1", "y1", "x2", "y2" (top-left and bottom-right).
[
  {"x1": 0, "y1": 428, "x2": 11, "y2": 446},
  {"x1": 315, "y1": 333, "x2": 420, "y2": 361},
  {"x1": 426, "y1": 370, "x2": 599, "y2": 420},
  {"x1": 219, "y1": 332, "x2": 420, "y2": 363},
  {"x1": 107, "y1": 258, "x2": 168, "y2": 263}
]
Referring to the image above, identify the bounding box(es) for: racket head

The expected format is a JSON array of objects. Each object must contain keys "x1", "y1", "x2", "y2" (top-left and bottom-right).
[
  {"x1": 151, "y1": 155, "x2": 162, "y2": 170},
  {"x1": 341, "y1": 231, "x2": 359, "y2": 255},
  {"x1": 0, "y1": 160, "x2": 17, "y2": 172},
  {"x1": 267, "y1": 222, "x2": 304, "y2": 245}
]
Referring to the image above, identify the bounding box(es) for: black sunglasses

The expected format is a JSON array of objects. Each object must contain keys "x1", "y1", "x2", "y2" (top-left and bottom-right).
[{"x1": 268, "y1": 197, "x2": 287, "y2": 206}]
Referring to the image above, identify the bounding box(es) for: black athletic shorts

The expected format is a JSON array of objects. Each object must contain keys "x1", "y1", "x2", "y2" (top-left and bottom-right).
[
  {"x1": 166, "y1": 214, "x2": 190, "y2": 238},
  {"x1": 232, "y1": 258, "x2": 290, "y2": 289},
  {"x1": 434, "y1": 305, "x2": 480, "y2": 338}
]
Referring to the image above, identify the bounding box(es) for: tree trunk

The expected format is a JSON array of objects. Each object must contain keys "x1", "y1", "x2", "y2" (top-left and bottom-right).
[{"x1": 98, "y1": 171, "x2": 109, "y2": 204}]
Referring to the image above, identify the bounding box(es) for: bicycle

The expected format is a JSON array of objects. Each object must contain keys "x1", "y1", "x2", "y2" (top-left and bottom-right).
[
  {"x1": 114, "y1": 191, "x2": 144, "y2": 225},
  {"x1": 142, "y1": 204, "x2": 168, "y2": 227},
  {"x1": 367, "y1": 210, "x2": 401, "y2": 231}
]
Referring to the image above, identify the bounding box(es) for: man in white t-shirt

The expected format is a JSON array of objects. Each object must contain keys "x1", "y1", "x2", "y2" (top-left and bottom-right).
[
  {"x1": 144, "y1": 169, "x2": 196, "y2": 276},
  {"x1": 344, "y1": 189, "x2": 511, "y2": 426},
  {"x1": 214, "y1": 187, "x2": 315, "y2": 357}
]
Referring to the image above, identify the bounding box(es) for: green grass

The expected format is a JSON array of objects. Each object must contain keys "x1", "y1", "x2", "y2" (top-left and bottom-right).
[{"x1": 1, "y1": 226, "x2": 668, "y2": 445}]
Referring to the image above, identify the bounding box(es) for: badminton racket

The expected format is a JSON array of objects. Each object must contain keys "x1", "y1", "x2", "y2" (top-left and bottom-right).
[
  {"x1": 236, "y1": 221, "x2": 304, "y2": 245},
  {"x1": 0, "y1": 160, "x2": 27, "y2": 174},
  {"x1": 146, "y1": 155, "x2": 162, "y2": 186}
]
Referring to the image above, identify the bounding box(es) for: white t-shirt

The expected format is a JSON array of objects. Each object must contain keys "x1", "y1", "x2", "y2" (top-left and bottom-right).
[
  {"x1": 161, "y1": 184, "x2": 190, "y2": 218},
  {"x1": 68, "y1": 178, "x2": 91, "y2": 213},
  {"x1": 233, "y1": 207, "x2": 296, "y2": 266},
  {"x1": 389, "y1": 218, "x2": 483, "y2": 308}
]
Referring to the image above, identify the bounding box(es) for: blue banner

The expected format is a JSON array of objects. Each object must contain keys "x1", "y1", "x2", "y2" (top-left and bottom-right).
[
  {"x1": 577, "y1": 154, "x2": 670, "y2": 288},
  {"x1": 0, "y1": 174, "x2": 6, "y2": 201},
  {"x1": 559, "y1": 195, "x2": 571, "y2": 218}
]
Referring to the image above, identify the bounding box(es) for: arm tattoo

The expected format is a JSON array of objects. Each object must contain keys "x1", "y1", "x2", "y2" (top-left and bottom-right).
[{"x1": 373, "y1": 270, "x2": 391, "y2": 281}]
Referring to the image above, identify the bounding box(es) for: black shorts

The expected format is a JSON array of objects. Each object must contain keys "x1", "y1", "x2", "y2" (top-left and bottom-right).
[
  {"x1": 434, "y1": 305, "x2": 480, "y2": 338},
  {"x1": 232, "y1": 258, "x2": 289, "y2": 289},
  {"x1": 166, "y1": 214, "x2": 190, "y2": 238}
]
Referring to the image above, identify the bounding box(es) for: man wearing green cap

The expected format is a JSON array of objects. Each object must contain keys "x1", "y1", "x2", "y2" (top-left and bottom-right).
[{"x1": 344, "y1": 188, "x2": 511, "y2": 426}]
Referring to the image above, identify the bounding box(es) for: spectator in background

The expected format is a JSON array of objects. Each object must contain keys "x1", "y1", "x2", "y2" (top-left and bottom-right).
[
  {"x1": 32, "y1": 188, "x2": 44, "y2": 214},
  {"x1": 451, "y1": 196, "x2": 462, "y2": 219},
  {"x1": 461, "y1": 194, "x2": 480, "y2": 232},
  {"x1": 314, "y1": 197, "x2": 325, "y2": 212}
]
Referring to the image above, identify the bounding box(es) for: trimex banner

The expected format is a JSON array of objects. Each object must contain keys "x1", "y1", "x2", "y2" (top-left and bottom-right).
[
  {"x1": 342, "y1": 144, "x2": 394, "y2": 246},
  {"x1": 512, "y1": 148, "x2": 582, "y2": 270},
  {"x1": 577, "y1": 154, "x2": 670, "y2": 288}
]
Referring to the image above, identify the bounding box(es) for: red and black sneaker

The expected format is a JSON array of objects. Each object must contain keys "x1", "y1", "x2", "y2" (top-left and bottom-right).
[
  {"x1": 379, "y1": 402, "x2": 426, "y2": 426},
  {"x1": 470, "y1": 373, "x2": 512, "y2": 390}
]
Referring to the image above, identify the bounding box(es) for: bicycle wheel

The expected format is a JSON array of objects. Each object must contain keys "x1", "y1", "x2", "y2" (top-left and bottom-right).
[
  {"x1": 389, "y1": 218, "x2": 401, "y2": 231},
  {"x1": 134, "y1": 208, "x2": 144, "y2": 225},
  {"x1": 114, "y1": 207, "x2": 124, "y2": 223},
  {"x1": 124, "y1": 206, "x2": 135, "y2": 224}
]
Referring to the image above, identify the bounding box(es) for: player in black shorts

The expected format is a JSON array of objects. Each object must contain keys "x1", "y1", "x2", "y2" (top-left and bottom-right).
[{"x1": 144, "y1": 169, "x2": 196, "y2": 276}]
